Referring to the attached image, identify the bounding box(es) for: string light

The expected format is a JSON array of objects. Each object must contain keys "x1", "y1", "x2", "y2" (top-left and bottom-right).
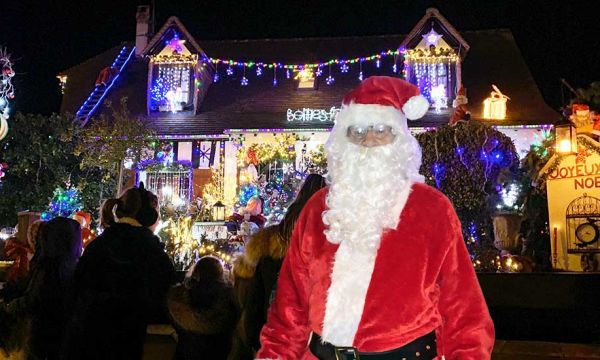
[
  {"x1": 208, "y1": 48, "x2": 400, "y2": 71},
  {"x1": 213, "y1": 63, "x2": 219, "y2": 82},
  {"x1": 241, "y1": 65, "x2": 248, "y2": 86},
  {"x1": 326, "y1": 64, "x2": 334, "y2": 85},
  {"x1": 358, "y1": 60, "x2": 364, "y2": 81},
  {"x1": 273, "y1": 67, "x2": 278, "y2": 86}
]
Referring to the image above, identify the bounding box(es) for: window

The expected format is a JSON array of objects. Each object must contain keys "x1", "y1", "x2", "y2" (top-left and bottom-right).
[
  {"x1": 148, "y1": 32, "x2": 198, "y2": 113},
  {"x1": 150, "y1": 63, "x2": 194, "y2": 113},
  {"x1": 405, "y1": 46, "x2": 458, "y2": 112}
]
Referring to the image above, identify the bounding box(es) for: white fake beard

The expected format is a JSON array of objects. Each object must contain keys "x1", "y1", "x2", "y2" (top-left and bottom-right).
[
  {"x1": 320, "y1": 126, "x2": 423, "y2": 346},
  {"x1": 322, "y1": 130, "x2": 423, "y2": 250}
]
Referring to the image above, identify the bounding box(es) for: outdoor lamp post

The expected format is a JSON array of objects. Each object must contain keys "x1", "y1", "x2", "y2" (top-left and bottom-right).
[
  {"x1": 555, "y1": 119, "x2": 577, "y2": 154},
  {"x1": 212, "y1": 201, "x2": 226, "y2": 221}
]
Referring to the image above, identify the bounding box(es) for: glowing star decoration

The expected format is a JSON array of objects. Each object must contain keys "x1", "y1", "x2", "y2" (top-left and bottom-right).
[
  {"x1": 166, "y1": 33, "x2": 185, "y2": 54},
  {"x1": 256, "y1": 67, "x2": 263, "y2": 76},
  {"x1": 315, "y1": 67, "x2": 323, "y2": 77},
  {"x1": 483, "y1": 85, "x2": 510, "y2": 120},
  {"x1": 226, "y1": 66, "x2": 234, "y2": 76},
  {"x1": 423, "y1": 28, "x2": 443, "y2": 47},
  {"x1": 213, "y1": 73, "x2": 220, "y2": 83},
  {"x1": 430, "y1": 84, "x2": 448, "y2": 113},
  {"x1": 241, "y1": 76, "x2": 249, "y2": 86},
  {"x1": 326, "y1": 75, "x2": 335, "y2": 85},
  {"x1": 340, "y1": 63, "x2": 349, "y2": 73}
]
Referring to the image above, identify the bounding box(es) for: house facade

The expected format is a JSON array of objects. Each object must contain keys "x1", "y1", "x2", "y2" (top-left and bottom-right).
[{"x1": 59, "y1": 7, "x2": 558, "y2": 206}]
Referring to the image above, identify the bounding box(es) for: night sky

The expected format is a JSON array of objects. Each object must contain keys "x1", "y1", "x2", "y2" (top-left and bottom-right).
[{"x1": 2, "y1": 0, "x2": 599, "y2": 115}]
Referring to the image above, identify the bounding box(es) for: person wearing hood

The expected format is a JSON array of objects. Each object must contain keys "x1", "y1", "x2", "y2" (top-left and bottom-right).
[
  {"x1": 168, "y1": 256, "x2": 238, "y2": 360},
  {"x1": 63, "y1": 183, "x2": 175, "y2": 360},
  {"x1": 1, "y1": 217, "x2": 82, "y2": 359}
]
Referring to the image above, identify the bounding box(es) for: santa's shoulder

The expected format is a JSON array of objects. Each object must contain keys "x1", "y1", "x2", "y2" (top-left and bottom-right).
[
  {"x1": 305, "y1": 186, "x2": 330, "y2": 208},
  {"x1": 408, "y1": 182, "x2": 455, "y2": 212}
]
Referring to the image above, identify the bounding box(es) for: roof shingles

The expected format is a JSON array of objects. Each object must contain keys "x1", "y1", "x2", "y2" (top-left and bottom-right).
[{"x1": 60, "y1": 27, "x2": 558, "y2": 137}]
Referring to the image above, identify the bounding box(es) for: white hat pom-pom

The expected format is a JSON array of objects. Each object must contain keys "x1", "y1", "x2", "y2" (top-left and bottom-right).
[{"x1": 402, "y1": 95, "x2": 430, "y2": 120}]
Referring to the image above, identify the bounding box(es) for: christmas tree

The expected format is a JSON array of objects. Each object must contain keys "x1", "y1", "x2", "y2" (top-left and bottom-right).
[{"x1": 41, "y1": 187, "x2": 83, "y2": 220}]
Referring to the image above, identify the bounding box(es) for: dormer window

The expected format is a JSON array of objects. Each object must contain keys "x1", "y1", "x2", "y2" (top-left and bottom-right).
[
  {"x1": 404, "y1": 27, "x2": 459, "y2": 112},
  {"x1": 149, "y1": 33, "x2": 198, "y2": 113},
  {"x1": 295, "y1": 68, "x2": 315, "y2": 89}
]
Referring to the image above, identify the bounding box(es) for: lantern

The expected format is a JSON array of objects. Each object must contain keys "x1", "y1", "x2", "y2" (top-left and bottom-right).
[
  {"x1": 212, "y1": 201, "x2": 226, "y2": 221},
  {"x1": 555, "y1": 119, "x2": 577, "y2": 154}
]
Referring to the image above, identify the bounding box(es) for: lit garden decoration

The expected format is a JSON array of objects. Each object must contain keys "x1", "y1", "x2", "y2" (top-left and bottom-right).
[
  {"x1": 41, "y1": 187, "x2": 83, "y2": 221},
  {"x1": 0, "y1": 49, "x2": 15, "y2": 141},
  {"x1": 554, "y1": 118, "x2": 578, "y2": 154}
]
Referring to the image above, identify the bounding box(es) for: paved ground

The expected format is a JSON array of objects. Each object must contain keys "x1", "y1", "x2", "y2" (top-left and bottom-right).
[
  {"x1": 493, "y1": 340, "x2": 600, "y2": 359},
  {"x1": 142, "y1": 335, "x2": 600, "y2": 359}
]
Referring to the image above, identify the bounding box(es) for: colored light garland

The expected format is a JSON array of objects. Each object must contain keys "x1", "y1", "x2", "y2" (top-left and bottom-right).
[{"x1": 208, "y1": 49, "x2": 400, "y2": 71}]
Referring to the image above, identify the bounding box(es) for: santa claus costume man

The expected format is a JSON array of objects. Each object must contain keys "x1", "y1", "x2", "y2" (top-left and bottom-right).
[{"x1": 256, "y1": 76, "x2": 494, "y2": 360}]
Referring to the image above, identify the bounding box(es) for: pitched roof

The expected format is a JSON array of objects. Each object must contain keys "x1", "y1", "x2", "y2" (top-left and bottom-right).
[
  {"x1": 59, "y1": 23, "x2": 558, "y2": 137},
  {"x1": 141, "y1": 16, "x2": 205, "y2": 57},
  {"x1": 400, "y1": 7, "x2": 470, "y2": 52}
]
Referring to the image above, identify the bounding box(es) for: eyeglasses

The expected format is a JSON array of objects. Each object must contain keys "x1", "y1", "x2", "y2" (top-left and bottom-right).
[{"x1": 346, "y1": 124, "x2": 397, "y2": 143}]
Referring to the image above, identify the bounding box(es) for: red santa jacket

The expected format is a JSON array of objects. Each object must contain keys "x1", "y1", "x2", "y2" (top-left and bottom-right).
[{"x1": 257, "y1": 183, "x2": 494, "y2": 360}]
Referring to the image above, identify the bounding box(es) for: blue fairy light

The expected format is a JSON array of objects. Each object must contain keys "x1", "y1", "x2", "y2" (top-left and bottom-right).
[
  {"x1": 491, "y1": 150, "x2": 504, "y2": 164},
  {"x1": 358, "y1": 71, "x2": 364, "y2": 81},
  {"x1": 213, "y1": 73, "x2": 220, "y2": 83}
]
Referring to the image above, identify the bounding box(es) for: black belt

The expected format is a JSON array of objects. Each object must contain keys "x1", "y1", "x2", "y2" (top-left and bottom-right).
[{"x1": 309, "y1": 331, "x2": 436, "y2": 360}]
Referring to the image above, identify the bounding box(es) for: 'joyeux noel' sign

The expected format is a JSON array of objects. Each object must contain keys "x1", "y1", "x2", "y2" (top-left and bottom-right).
[{"x1": 287, "y1": 107, "x2": 340, "y2": 123}]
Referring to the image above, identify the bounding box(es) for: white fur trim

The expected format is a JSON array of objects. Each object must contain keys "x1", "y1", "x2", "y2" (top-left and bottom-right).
[
  {"x1": 336, "y1": 103, "x2": 406, "y2": 129},
  {"x1": 321, "y1": 184, "x2": 414, "y2": 346},
  {"x1": 402, "y1": 95, "x2": 429, "y2": 120}
]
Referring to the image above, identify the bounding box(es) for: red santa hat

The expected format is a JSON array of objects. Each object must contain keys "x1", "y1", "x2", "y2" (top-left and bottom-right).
[
  {"x1": 72, "y1": 211, "x2": 91, "y2": 228},
  {"x1": 341, "y1": 76, "x2": 430, "y2": 121}
]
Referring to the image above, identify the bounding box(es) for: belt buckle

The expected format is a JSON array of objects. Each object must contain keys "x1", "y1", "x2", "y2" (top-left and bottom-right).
[{"x1": 334, "y1": 346, "x2": 360, "y2": 360}]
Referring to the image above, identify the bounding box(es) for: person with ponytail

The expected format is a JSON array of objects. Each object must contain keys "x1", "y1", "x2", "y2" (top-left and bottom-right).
[
  {"x1": 63, "y1": 183, "x2": 175, "y2": 360},
  {"x1": 228, "y1": 174, "x2": 326, "y2": 359}
]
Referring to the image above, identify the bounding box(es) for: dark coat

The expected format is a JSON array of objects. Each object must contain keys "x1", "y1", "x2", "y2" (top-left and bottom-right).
[
  {"x1": 63, "y1": 223, "x2": 175, "y2": 360},
  {"x1": 228, "y1": 227, "x2": 287, "y2": 359},
  {"x1": 168, "y1": 284, "x2": 238, "y2": 360},
  {"x1": 2, "y1": 217, "x2": 81, "y2": 360}
]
